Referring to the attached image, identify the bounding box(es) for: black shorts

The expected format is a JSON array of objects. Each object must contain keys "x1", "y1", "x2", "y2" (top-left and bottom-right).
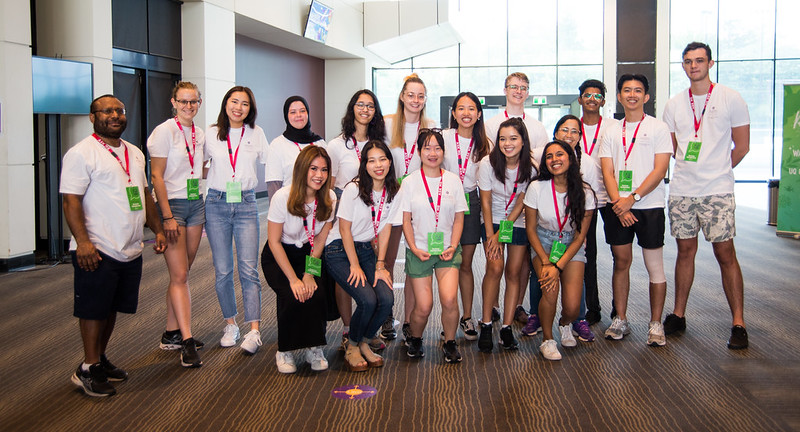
[
  {"x1": 600, "y1": 204, "x2": 665, "y2": 249},
  {"x1": 72, "y1": 251, "x2": 142, "y2": 319}
]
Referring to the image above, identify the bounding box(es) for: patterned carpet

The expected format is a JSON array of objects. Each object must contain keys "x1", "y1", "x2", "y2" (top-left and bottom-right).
[{"x1": 0, "y1": 204, "x2": 798, "y2": 431}]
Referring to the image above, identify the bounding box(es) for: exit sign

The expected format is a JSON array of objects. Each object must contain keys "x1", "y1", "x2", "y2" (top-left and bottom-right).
[
  {"x1": 479, "y1": 97, "x2": 486, "y2": 105},
  {"x1": 532, "y1": 96, "x2": 547, "y2": 105}
]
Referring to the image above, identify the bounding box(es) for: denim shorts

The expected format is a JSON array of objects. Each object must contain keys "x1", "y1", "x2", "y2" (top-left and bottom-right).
[
  {"x1": 159, "y1": 197, "x2": 205, "y2": 227},
  {"x1": 531, "y1": 226, "x2": 585, "y2": 263},
  {"x1": 481, "y1": 223, "x2": 529, "y2": 246}
]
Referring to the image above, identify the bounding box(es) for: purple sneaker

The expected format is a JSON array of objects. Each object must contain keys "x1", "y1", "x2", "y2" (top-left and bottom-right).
[
  {"x1": 521, "y1": 314, "x2": 542, "y2": 336},
  {"x1": 572, "y1": 320, "x2": 595, "y2": 342}
]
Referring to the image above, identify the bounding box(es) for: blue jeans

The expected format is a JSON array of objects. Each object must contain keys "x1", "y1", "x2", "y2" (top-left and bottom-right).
[
  {"x1": 205, "y1": 188, "x2": 262, "y2": 323},
  {"x1": 323, "y1": 239, "x2": 393, "y2": 343}
]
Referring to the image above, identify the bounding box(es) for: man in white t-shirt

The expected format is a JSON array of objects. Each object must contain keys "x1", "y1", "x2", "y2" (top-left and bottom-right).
[
  {"x1": 662, "y1": 42, "x2": 750, "y2": 350},
  {"x1": 61, "y1": 95, "x2": 167, "y2": 397},
  {"x1": 484, "y1": 72, "x2": 549, "y2": 150},
  {"x1": 599, "y1": 75, "x2": 672, "y2": 347}
]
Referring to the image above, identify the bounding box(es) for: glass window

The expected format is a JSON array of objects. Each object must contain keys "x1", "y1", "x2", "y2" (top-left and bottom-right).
[
  {"x1": 557, "y1": 0, "x2": 603, "y2": 65},
  {"x1": 718, "y1": 0, "x2": 775, "y2": 61},
  {"x1": 413, "y1": 68, "x2": 460, "y2": 127},
  {"x1": 373, "y1": 68, "x2": 412, "y2": 120},
  {"x1": 515, "y1": 66, "x2": 557, "y2": 95},
  {"x1": 458, "y1": 0, "x2": 507, "y2": 67},
  {"x1": 669, "y1": 0, "x2": 717, "y2": 62},
  {"x1": 508, "y1": 0, "x2": 557, "y2": 65},
  {"x1": 460, "y1": 67, "x2": 509, "y2": 97},
  {"x1": 773, "y1": 60, "x2": 800, "y2": 175},
  {"x1": 776, "y1": 0, "x2": 800, "y2": 59},
  {"x1": 558, "y1": 65, "x2": 603, "y2": 95}
]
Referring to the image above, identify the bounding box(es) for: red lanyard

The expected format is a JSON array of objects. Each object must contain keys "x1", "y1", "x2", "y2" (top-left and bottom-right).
[
  {"x1": 420, "y1": 169, "x2": 444, "y2": 230},
  {"x1": 403, "y1": 122, "x2": 421, "y2": 175},
  {"x1": 454, "y1": 133, "x2": 473, "y2": 183},
  {"x1": 688, "y1": 83, "x2": 714, "y2": 139},
  {"x1": 551, "y1": 180, "x2": 569, "y2": 237},
  {"x1": 174, "y1": 117, "x2": 196, "y2": 174},
  {"x1": 621, "y1": 114, "x2": 646, "y2": 170},
  {"x1": 503, "y1": 168, "x2": 520, "y2": 218},
  {"x1": 294, "y1": 141, "x2": 316, "y2": 151},
  {"x1": 352, "y1": 138, "x2": 361, "y2": 161},
  {"x1": 227, "y1": 128, "x2": 245, "y2": 179},
  {"x1": 94, "y1": 133, "x2": 131, "y2": 184},
  {"x1": 302, "y1": 199, "x2": 318, "y2": 249},
  {"x1": 504, "y1": 110, "x2": 525, "y2": 120},
  {"x1": 370, "y1": 187, "x2": 386, "y2": 237},
  {"x1": 580, "y1": 116, "x2": 602, "y2": 156}
]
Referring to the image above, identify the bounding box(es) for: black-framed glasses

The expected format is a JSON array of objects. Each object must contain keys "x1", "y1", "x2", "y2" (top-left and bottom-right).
[
  {"x1": 92, "y1": 108, "x2": 126, "y2": 116},
  {"x1": 419, "y1": 128, "x2": 443, "y2": 135},
  {"x1": 506, "y1": 84, "x2": 529, "y2": 92},
  {"x1": 355, "y1": 102, "x2": 376, "y2": 111},
  {"x1": 175, "y1": 99, "x2": 201, "y2": 106},
  {"x1": 582, "y1": 93, "x2": 605, "y2": 101}
]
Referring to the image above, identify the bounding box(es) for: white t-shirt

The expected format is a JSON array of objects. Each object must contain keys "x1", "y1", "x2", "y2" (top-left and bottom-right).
[
  {"x1": 386, "y1": 116, "x2": 435, "y2": 178},
  {"x1": 265, "y1": 135, "x2": 327, "y2": 186},
  {"x1": 268, "y1": 186, "x2": 337, "y2": 248},
  {"x1": 205, "y1": 125, "x2": 269, "y2": 191},
  {"x1": 147, "y1": 118, "x2": 206, "y2": 200},
  {"x1": 442, "y1": 128, "x2": 481, "y2": 193},
  {"x1": 400, "y1": 169, "x2": 469, "y2": 253},
  {"x1": 523, "y1": 179, "x2": 596, "y2": 233},
  {"x1": 60, "y1": 136, "x2": 148, "y2": 262},
  {"x1": 484, "y1": 110, "x2": 549, "y2": 151},
  {"x1": 580, "y1": 116, "x2": 618, "y2": 205},
  {"x1": 327, "y1": 134, "x2": 367, "y2": 190},
  {"x1": 532, "y1": 145, "x2": 602, "y2": 207},
  {"x1": 663, "y1": 83, "x2": 750, "y2": 197},
  {"x1": 327, "y1": 181, "x2": 402, "y2": 244},
  {"x1": 598, "y1": 115, "x2": 672, "y2": 209},
  {"x1": 476, "y1": 156, "x2": 531, "y2": 229}
]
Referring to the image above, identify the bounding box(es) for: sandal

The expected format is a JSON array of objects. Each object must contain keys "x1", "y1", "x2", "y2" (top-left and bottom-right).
[
  {"x1": 367, "y1": 337, "x2": 386, "y2": 351},
  {"x1": 360, "y1": 342, "x2": 384, "y2": 368},
  {"x1": 344, "y1": 344, "x2": 368, "y2": 372}
]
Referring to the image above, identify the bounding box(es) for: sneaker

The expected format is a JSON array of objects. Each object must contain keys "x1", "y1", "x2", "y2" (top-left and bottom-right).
[
  {"x1": 727, "y1": 325, "x2": 749, "y2": 350},
  {"x1": 340, "y1": 333, "x2": 349, "y2": 351},
  {"x1": 220, "y1": 324, "x2": 240, "y2": 347},
  {"x1": 663, "y1": 313, "x2": 686, "y2": 335},
  {"x1": 380, "y1": 316, "x2": 398, "y2": 340},
  {"x1": 647, "y1": 321, "x2": 666, "y2": 347},
  {"x1": 99, "y1": 355, "x2": 128, "y2": 381},
  {"x1": 275, "y1": 351, "x2": 297, "y2": 374},
  {"x1": 439, "y1": 331, "x2": 446, "y2": 341},
  {"x1": 180, "y1": 338, "x2": 203, "y2": 368},
  {"x1": 499, "y1": 326, "x2": 519, "y2": 350},
  {"x1": 241, "y1": 330, "x2": 262, "y2": 354},
  {"x1": 572, "y1": 320, "x2": 595, "y2": 342},
  {"x1": 514, "y1": 305, "x2": 529, "y2": 324},
  {"x1": 407, "y1": 336, "x2": 424, "y2": 358},
  {"x1": 585, "y1": 310, "x2": 602, "y2": 326},
  {"x1": 460, "y1": 317, "x2": 479, "y2": 341},
  {"x1": 491, "y1": 306, "x2": 501, "y2": 322},
  {"x1": 402, "y1": 323, "x2": 412, "y2": 345},
  {"x1": 521, "y1": 314, "x2": 542, "y2": 336},
  {"x1": 478, "y1": 323, "x2": 493, "y2": 353},
  {"x1": 442, "y1": 340, "x2": 462, "y2": 363},
  {"x1": 604, "y1": 317, "x2": 630, "y2": 340},
  {"x1": 71, "y1": 363, "x2": 116, "y2": 397},
  {"x1": 160, "y1": 331, "x2": 204, "y2": 350},
  {"x1": 305, "y1": 347, "x2": 329, "y2": 371},
  {"x1": 539, "y1": 339, "x2": 562, "y2": 361}
]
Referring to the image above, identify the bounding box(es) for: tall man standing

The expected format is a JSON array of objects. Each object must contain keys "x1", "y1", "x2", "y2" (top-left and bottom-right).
[
  {"x1": 62, "y1": 95, "x2": 167, "y2": 397},
  {"x1": 662, "y1": 42, "x2": 750, "y2": 349}
]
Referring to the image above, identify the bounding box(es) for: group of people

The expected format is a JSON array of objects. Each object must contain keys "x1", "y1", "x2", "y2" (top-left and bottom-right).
[{"x1": 63, "y1": 41, "x2": 750, "y2": 398}]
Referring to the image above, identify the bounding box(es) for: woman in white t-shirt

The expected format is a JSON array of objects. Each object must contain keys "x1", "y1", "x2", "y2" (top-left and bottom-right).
[
  {"x1": 204, "y1": 86, "x2": 269, "y2": 355},
  {"x1": 323, "y1": 140, "x2": 399, "y2": 372},
  {"x1": 401, "y1": 129, "x2": 468, "y2": 363},
  {"x1": 476, "y1": 117, "x2": 536, "y2": 353},
  {"x1": 524, "y1": 140, "x2": 596, "y2": 361},
  {"x1": 147, "y1": 81, "x2": 205, "y2": 368},
  {"x1": 262, "y1": 145, "x2": 337, "y2": 374}
]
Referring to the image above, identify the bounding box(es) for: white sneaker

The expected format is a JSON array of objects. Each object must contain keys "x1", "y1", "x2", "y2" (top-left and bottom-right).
[
  {"x1": 305, "y1": 346, "x2": 329, "y2": 371},
  {"x1": 559, "y1": 324, "x2": 577, "y2": 348},
  {"x1": 241, "y1": 330, "x2": 262, "y2": 354},
  {"x1": 647, "y1": 321, "x2": 667, "y2": 347},
  {"x1": 540, "y1": 339, "x2": 562, "y2": 361},
  {"x1": 604, "y1": 317, "x2": 630, "y2": 340},
  {"x1": 220, "y1": 324, "x2": 240, "y2": 347},
  {"x1": 275, "y1": 351, "x2": 296, "y2": 374}
]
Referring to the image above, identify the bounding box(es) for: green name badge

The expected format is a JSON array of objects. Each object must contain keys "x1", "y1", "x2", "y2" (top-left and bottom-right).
[
  {"x1": 685, "y1": 141, "x2": 702, "y2": 162},
  {"x1": 427, "y1": 231, "x2": 445, "y2": 255},
  {"x1": 305, "y1": 255, "x2": 322, "y2": 277},
  {"x1": 498, "y1": 220, "x2": 514, "y2": 243},
  {"x1": 549, "y1": 239, "x2": 567, "y2": 264},
  {"x1": 618, "y1": 170, "x2": 633, "y2": 192},
  {"x1": 398, "y1": 174, "x2": 409, "y2": 185},
  {"x1": 226, "y1": 181, "x2": 242, "y2": 203},
  {"x1": 187, "y1": 178, "x2": 200, "y2": 200},
  {"x1": 126, "y1": 186, "x2": 143, "y2": 211},
  {"x1": 464, "y1": 192, "x2": 471, "y2": 215}
]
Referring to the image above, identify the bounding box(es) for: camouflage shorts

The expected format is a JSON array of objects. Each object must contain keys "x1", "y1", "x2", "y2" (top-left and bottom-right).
[{"x1": 668, "y1": 193, "x2": 736, "y2": 242}]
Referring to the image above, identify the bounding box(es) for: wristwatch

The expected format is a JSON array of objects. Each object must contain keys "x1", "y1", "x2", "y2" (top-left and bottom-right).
[{"x1": 631, "y1": 192, "x2": 642, "y2": 202}]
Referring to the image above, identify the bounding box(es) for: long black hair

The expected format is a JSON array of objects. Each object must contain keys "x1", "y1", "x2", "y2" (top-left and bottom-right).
[
  {"x1": 553, "y1": 114, "x2": 583, "y2": 164},
  {"x1": 489, "y1": 117, "x2": 534, "y2": 184},
  {"x1": 448, "y1": 92, "x2": 490, "y2": 163},
  {"x1": 535, "y1": 140, "x2": 594, "y2": 233},
  {"x1": 356, "y1": 140, "x2": 400, "y2": 205},
  {"x1": 341, "y1": 89, "x2": 386, "y2": 148},
  {"x1": 213, "y1": 86, "x2": 257, "y2": 142}
]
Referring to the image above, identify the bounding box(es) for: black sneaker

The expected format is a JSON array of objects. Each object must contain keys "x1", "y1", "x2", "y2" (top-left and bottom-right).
[
  {"x1": 585, "y1": 310, "x2": 602, "y2": 326},
  {"x1": 71, "y1": 363, "x2": 116, "y2": 397},
  {"x1": 478, "y1": 323, "x2": 493, "y2": 353},
  {"x1": 402, "y1": 323, "x2": 412, "y2": 345},
  {"x1": 180, "y1": 338, "x2": 203, "y2": 368},
  {"x1": 727, "y1": 325, "x2": 749, "y2": 350},
  {"x1": 380, "y1": 316, "x2": 397, "y2": 340},
  {"x1": 663, "y1": 313, "x2": 687, "y2": 335},
  {"x1": 407, "y1": 337, "x2": 424, "y2": 358},
  {"x1": 160, "y1": 331, "x2": 205, "y2": 350},
  {"x1": 99, "y1": 355, "x2": 128, "y2": 382},
  {"x1": 442, "y1": 340, "x2": 462, "y2": 363},
  {"x1": 499, "y1": 326, "x2": 519, "y2": 350},
  {"x1": 491, "y1": 306, "x2": 501, "y2": 322}
]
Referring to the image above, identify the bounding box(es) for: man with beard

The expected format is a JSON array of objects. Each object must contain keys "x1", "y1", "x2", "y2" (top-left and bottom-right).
[{"x1": 61, "y1": 95, "x2": 167, "y2": 397}]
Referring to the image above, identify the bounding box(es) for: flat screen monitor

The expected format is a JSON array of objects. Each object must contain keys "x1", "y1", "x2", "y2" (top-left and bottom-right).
[
  {"x1": 32, "y1": 56, "x2": 93, "y2": 115},
  {"x1": 303, "y1": 0, "x2": 333, "y2": 44}
]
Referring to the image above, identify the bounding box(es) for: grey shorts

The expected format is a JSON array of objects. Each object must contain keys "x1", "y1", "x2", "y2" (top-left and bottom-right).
[{"x1": 668, "y1": 193, "x2": 735, "y2": 243}]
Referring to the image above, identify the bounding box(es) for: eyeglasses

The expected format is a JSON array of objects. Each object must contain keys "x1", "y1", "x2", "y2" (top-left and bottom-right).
[
  {"x1": 355, "y1": 102, "x2": 376, "y2": 111},
  {"x1": 93, "y1": 108, "x2": 126, "y2": 116},
  {"x1": 557, "y1": 127, "x2": 581, "y2": 135},
  {"x1": 419, "y1": 128, "x2": 443, "y2": 134},
  {"x1": 404, "y1": 92, "x2": 426, "y2": 101},
  {"x1": 506, "y1": 84, "x2": 529, "y2": 92},
  {"x1": 175, "y1": 99, "x2": 201, "y2": 106},
  {"x1": 582, "y1": 93, "x2": 605, "y2": 101}
]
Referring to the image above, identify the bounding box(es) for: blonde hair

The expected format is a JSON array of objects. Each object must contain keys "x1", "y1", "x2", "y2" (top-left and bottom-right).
[
  {"x1": 389, "y1": 74, "x2": 433, "y2": 149},
  {"x1": 504, "y1": 72, "x2": 529, "y2": 87}
]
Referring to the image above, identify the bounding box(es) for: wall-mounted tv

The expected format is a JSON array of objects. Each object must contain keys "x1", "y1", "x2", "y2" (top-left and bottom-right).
[
  {"x1": 303, "y1": 0, "x2": 333, "y2": 44},
  {"x1": 32, "y1": 56, "x2": 93, "y2": 115}
]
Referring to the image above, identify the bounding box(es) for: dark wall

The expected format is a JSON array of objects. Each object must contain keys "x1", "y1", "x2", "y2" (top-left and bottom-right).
[{"x1": 616, "y1": 0, "x2": 657, "y2": 118}]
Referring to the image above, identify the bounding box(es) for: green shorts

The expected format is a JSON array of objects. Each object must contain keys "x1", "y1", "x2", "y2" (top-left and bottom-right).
[{"x1": 404, "y1": 246, "x2": 462, "y2": 278}]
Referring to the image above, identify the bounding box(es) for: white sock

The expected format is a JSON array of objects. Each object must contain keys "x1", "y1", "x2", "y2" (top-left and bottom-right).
[{"x1": 81, "y1": 362, "x2": 92, "y2": 372}]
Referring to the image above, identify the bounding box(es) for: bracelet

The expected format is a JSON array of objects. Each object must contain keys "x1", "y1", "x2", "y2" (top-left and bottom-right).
[
  {"x1": 377, "y1": 259, "x2": 385, "y2": 262},
  {"x1": 553, "y1": 263, "x2": 563, "y2": 273}
]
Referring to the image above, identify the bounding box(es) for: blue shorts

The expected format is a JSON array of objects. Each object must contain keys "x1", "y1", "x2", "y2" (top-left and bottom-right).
[
  {"x1": 531, "y1": 226, "x2": 586, "y2": 263},
  {"x1": 72, "y1": 251, "x2": 142, "y2": 319},
  {"x1": 160, "y1": 197, "x2": 205, "y2": 227}
]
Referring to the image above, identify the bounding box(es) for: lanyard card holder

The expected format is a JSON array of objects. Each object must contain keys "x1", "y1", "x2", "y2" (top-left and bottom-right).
[
  {"x1": 618, "y1": 170, "x2": 633, "y2": 192},
  {"x1": 549, "y1": 239, "x2": 567, "y2": 263},
  {"x1": 498, "y1": 220, "x2": 514, "y2": 243},
  {"x1": 187, "y1": 178, "x2": 200, "y2": 200},
  {"x1": 685, "y1": 141, "x2": 702, "y2": 162},
  {"x1": 305, "y1": 255, "x2": 322, "y2": 277},
  {"x1": 126, "y1": 186, "x2": 143, "y2": 211},
  {"x1": 427, "y1": 232, "x2": 445, "y2": 255},
  {"x1": 226, "y1": 181, "x2": 242, "y2": 203}
]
